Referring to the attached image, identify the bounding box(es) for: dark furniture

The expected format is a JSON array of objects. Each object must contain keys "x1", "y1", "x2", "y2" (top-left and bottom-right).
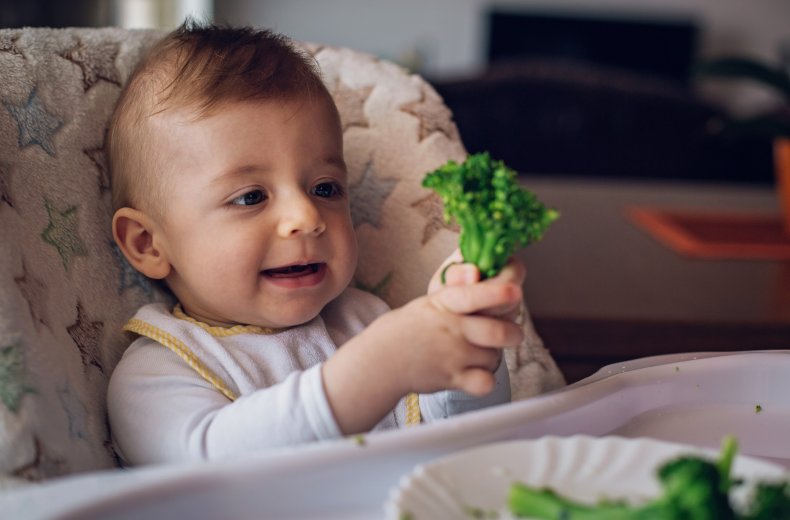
[{"x1": 433, "y1": 60, "x2": 774, "y2": 185}]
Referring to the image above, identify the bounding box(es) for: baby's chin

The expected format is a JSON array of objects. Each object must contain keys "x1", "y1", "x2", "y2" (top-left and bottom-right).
[
  {"x1": 259, "y1": 310, "x2": 321, "y2": 329},
  {"x1": 245, "y1": 300, "x2": 328, "y2": 329}
]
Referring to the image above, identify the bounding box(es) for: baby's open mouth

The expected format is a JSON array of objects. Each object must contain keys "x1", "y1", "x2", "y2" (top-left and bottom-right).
[{"x1": 263, "y1": 263, "x2": 324, "y2": 278}]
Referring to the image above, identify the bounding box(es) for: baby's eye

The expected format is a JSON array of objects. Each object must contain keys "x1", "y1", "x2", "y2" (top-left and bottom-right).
[
  {"x1": 312, "y1": 182, "x2": 343, "y2": 198},
  {"x1": 230, "y1": 190, "x2": 266, "y2": 206}
]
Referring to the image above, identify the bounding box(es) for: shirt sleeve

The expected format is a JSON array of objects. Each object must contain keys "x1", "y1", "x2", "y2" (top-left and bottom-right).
[
  {"x1": 418, "y1": 355, "x2": 511, "y2": 422},
  {"x1": 107, "y1": 338, "x2": 341, "y2": 465}
]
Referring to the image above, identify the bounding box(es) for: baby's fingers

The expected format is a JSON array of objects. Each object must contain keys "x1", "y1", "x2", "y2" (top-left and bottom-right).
[
  {"x1": 487, "y1": 256, "x2": 526, "y2": 287},
  {"x1": 432, "y1": 281, "x2": 522, "y2": 316},
  {"x1": 460, "y1": 315, "x2": 523, "y2": 348},
  {"x1": 443, "y1": 263, "x2": 480, "y2": 287},
  {"x1": 452, "y1": 368, "x2": 496, "y2": 396}
]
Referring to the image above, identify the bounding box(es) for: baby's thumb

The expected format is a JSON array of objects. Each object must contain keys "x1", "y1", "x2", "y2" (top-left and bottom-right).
[{"x1": 444, "y1": 263, "x2": 480, "y2": 286}]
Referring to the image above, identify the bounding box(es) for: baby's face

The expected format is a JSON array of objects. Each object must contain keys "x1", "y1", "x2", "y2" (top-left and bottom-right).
[{"x1": 148, "y1": 95, "x2": 357, "y2": 328}]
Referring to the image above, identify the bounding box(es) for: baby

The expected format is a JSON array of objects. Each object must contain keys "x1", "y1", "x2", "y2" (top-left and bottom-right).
[{"x1": 107, "y1": 21, "x2": 526, "y2": 465}]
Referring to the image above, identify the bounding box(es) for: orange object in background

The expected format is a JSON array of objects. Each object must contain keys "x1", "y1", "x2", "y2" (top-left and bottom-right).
[{"x1": 775, "y1": 138, "x2": 790, "y2": 236}]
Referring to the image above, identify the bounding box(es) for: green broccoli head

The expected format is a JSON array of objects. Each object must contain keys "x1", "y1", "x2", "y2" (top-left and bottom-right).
[
  {"x1": 740, "y1": 482, "x2": 790, "y2": 520},
  {"x1": 657, "y1": 456, "x2": 736, "y2": 520},
  {"x1": 422, "y1": 152, "x2": 558, "y2": 279}
]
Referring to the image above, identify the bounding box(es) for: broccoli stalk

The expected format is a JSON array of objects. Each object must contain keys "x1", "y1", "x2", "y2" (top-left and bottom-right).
[
  {"x1": 422, "y1": 153, "x2": 558, "y2": 280},
  {"x1": 508, "y1": 436, "x2": 759, "y2": 520}
]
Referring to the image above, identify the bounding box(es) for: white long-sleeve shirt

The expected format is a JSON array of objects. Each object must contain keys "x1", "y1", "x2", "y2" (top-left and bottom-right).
[{"x1": 107, "y1": 288, "x2": 510, "y2": 465}]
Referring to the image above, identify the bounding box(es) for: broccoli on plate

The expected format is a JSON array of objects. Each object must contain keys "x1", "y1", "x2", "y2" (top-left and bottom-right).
[{"x1": 507, "y1": 436, "x2": 790, "y2": 519}]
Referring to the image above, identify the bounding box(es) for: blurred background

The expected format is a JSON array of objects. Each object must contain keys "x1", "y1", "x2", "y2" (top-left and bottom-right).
[
  {"x1": 2, "y1": 0, "x2": 788, "y2": 185},
  {"x1": 0, "y1": 0, "x2": 790, "y2": 184},
  {"x1": 3, "y1": 0, "x2": 789, "y2": 379}
]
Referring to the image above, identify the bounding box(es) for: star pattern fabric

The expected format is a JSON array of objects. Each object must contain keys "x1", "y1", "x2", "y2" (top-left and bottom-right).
[
  {"x1": 0, "y1": 163, "x2": 14, "y2": 208},
  {"x1": 14, "y1": 263, "x2": 51, "y2": 331},
  {"x1": 411, "y1": 192, "x2": 459, "y2": 245},
  {"x1": 0, "y1": 32, "x2": 22, "y2": 56},
  {"x1": 0, "y1": 342, "x2": 32, "y2": 413},
  {"x1": 350, "y1": 162, "x2": 398, "y2": 229},
  {"x1": 302, "y1": 42, "x2": 325, "y2": 56},
  {"x1": 354, "y1": 271, "x2": 393, "y2": 300},
  {"x1": 12, "y1": 437, "x2": 68, "y2": 481},
  {"x1": 4, "y1": 88, "x2": 63, "y2": 156},
  {"x1": 66, "y1": 301, "x2": 104, "y2": 374},
  {"x1": 41, "y1": 199, "x2": 89, "y2": 271},
  {"x1": 332, "y1": 81, "x2": 373, "y2": 131},
  {"x1": 57, "y1": 383, "x2": 91, "y2": 441},
  {"x1": 400, "y1": 85, "x2": 458, "y2": 142},
  {"x1": 84, "y1": 145, "x2": 110, "y2": 194},
  {"x1": 61, "y1": 40, "x2": 121, "y2": 91}
]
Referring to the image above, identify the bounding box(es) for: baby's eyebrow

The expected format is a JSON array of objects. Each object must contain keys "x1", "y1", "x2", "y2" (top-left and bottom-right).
[
  {"x1": 213, "y1": 164, "x2": 270, "y2": 184},
  {"x1": 323, "y1": 154, "x2": 347, "y2": 172}
]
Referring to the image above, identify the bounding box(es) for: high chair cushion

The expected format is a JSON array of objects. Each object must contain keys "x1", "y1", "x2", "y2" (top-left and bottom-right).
[{"x1": 0, "y1": 27, "x2": 564, "y2": 483}]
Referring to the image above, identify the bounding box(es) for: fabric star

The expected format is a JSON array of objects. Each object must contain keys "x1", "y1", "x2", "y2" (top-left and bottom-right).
[
  {"x1": 333, "y1": 81, "x2": 373, "y2": 131},
  {"x1": 12, "y1": 437, "x2": 68, "y2": 481},
  {"x1": 355, "y1": 271, "x2": 393, "y2": 300},
  {"x1": 0, "y1": 163, "x2": 14, "y2": 208},
  {"x1": 349, "y1": 162, "x2": 398, "y2": 229},
  {"x1": 302, "y1": 42, "x2": 325, "y2": 55},
  {"x1": 110, "y1": 242, "x2": 154, "y2": 297},
  {"x1": 84, "y1": 143, "x2": 110, "y2": 193},
  {"x1": 57, "y1": 383, "x2": 91, "y2": 441},
  {"x1": 0, "y1": 32, "x2": 22, "y2": 56},
  {"x1": 400, "y1": 85, "x2": 458, "y2": 142},
  {"x1": 0, "y1": 342, "x2": 33, "y2": 413},
  {"x1": 4, "y1": 88, "x2": 63, "y2": 156},
  {"x1": 67, "y1": 301, "x2": 104, "y2": 374},
  {"x1": 411, "y1": 192, "x2": 459, "y2": 245},
  {"x1": 14, "y1": 262, "x2": 52, "y2": 331},
  {"x1": 61, "y1": 39, "x2": 121, "y2": 91},
  {"x1": 41, "y1": 199, "x2": 89, "y2": 271}
]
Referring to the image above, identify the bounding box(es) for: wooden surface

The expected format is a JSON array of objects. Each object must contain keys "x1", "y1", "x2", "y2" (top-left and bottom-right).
[{"x1": 516, "y1": 176, "x2": 790, "y2": 383}]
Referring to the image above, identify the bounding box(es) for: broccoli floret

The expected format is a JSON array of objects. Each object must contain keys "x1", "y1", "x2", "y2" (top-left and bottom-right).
[
  {"x1": 655, "y1": 455, "x2": 735, "y2": 520},
  {"x1": 740, "y1": 482, "x2": 790, "y2": 519},
  {"x1": 508, "y1": 437, "x2": 747, "y2": 520},
  {"x1": 422, "y1": 152, "x2": 558, "y2": 279}
]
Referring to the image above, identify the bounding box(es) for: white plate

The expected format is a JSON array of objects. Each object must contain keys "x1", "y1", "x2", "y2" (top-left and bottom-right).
[{"x1": 385, "y1": 435, "x2": 788, "y2": 520}]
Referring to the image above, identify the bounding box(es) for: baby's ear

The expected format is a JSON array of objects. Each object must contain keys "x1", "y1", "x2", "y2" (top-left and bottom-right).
[{"x1": 112, "y1": 208, "x2": 171, "y2": 280}]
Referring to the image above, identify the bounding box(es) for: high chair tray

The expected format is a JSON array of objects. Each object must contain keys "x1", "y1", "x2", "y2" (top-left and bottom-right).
[{"x1": 5, "y1": 350, "x2": 789, "y2": 520}]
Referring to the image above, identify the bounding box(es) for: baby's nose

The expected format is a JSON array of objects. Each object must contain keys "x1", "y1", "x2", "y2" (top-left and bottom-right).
[{"x1": 276, "y1": 197, "x2": 326, "y2": 238}]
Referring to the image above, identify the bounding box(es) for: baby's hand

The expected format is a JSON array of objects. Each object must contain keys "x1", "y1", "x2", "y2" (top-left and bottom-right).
[
  {"x1": 322, "y1": 277, "x2": 523, "y2": 434},
  {"x1": 429, "y1": 249, "x2": 526, "y2": 321},
  {"x1": 385, "y1": 281, "x2": 523, "y2": 396}
]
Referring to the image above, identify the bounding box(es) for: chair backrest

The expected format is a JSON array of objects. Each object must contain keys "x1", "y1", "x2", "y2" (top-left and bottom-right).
[{"x1": 0, "y1": 27, "x2": 467, "y2": 481}]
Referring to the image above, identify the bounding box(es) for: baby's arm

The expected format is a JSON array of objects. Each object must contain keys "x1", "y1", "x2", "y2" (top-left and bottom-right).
[
  {"x1": 321, "y1": 280, "x2": 523, "y2": 434},
  {"x1": 108, "y1": 340, "x2": 341, "y2": 464}
]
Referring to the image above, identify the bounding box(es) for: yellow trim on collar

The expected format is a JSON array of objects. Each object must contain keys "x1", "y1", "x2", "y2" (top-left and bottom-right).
[
  {"x1": 405, "y1": 392, "x2": 421, "y2": 426},
  {"x1": 124, "y1": 318, "x2": 237, "y2": 401},
  {"x1": 172, "y1": 304, "x2": 284, "y2": 337}
]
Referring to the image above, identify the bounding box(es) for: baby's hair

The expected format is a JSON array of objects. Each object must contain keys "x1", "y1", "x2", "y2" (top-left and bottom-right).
[{"x1": 108, "y1": 19, "x2": 330, "y2": 213}]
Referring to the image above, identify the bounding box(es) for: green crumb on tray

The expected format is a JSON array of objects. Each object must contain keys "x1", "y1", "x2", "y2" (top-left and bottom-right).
[
  {"x1": 756, "y1": 404, "x2": 763, "y2": 414},
  {"x1": 399, "y1": 512, "x2": 414, "y2": 520},
  {"x1": 353, "y1": 434, "x2": 366, "y2": 446},
  {"x1": 675, "y1": 366, "x2": 680, "y2": 372}
]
